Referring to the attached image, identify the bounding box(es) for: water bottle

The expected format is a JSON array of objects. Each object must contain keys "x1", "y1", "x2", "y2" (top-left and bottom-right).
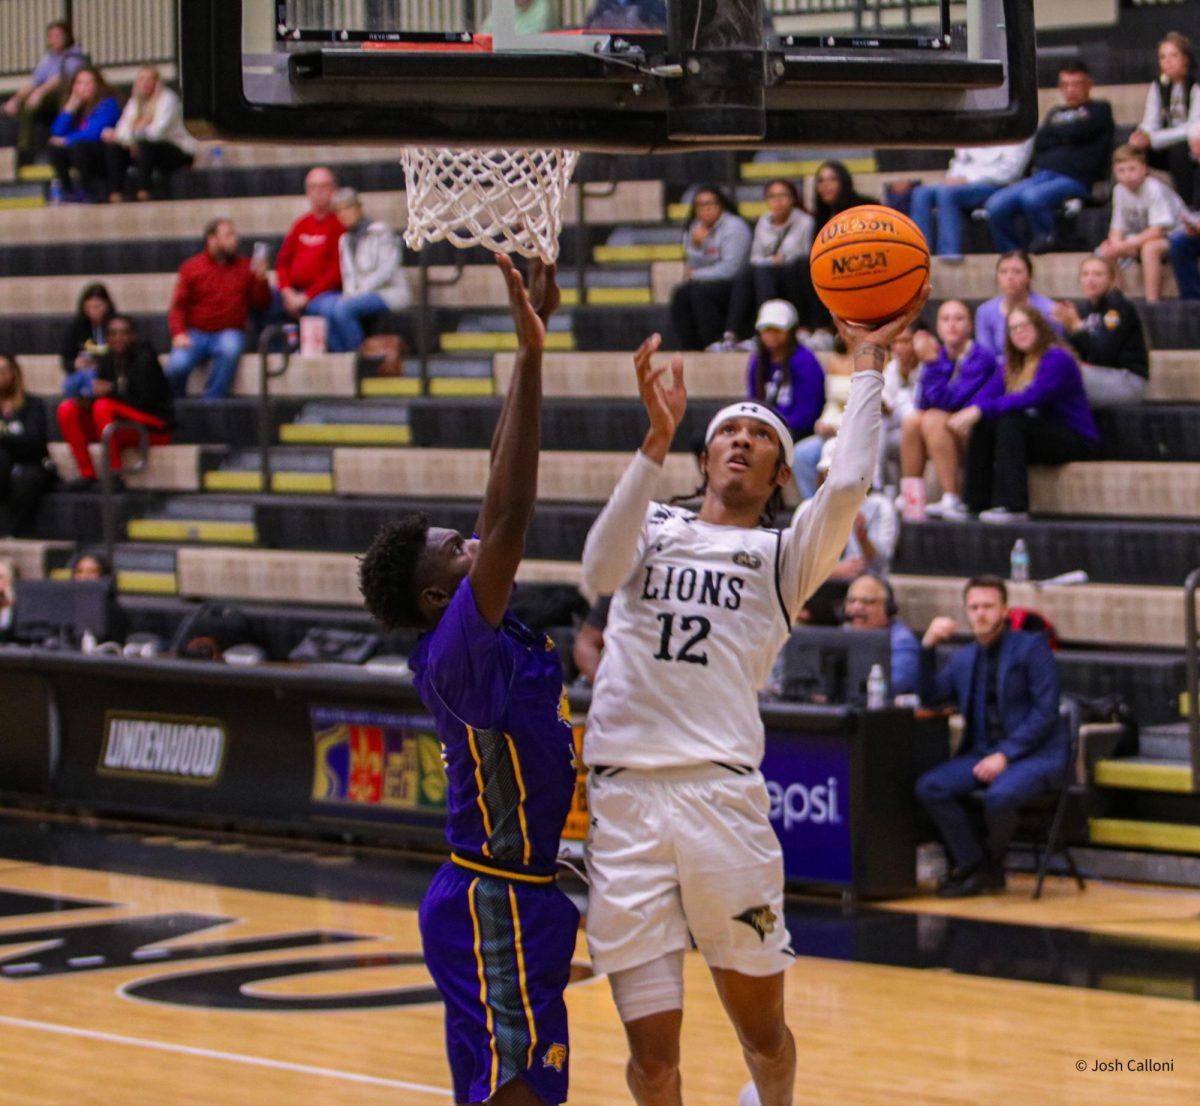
[
  {"x1": 48, "y1": 178, "x2": 63, "y2": 206},
  {"x1": 866, "y1": 663, "x2": 888, "y2": 709},
  {"x1": 1010, "y1": 538, "x2": 1029, "y2": 583},
  {"x1": 209, "y1": 144, "x2": 223, "y2": 168}
]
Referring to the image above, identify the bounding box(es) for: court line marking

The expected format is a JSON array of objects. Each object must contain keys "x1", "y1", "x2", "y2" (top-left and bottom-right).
[{"x1": 0, "y1": 1014, "x2": 452, "y2": 1097}]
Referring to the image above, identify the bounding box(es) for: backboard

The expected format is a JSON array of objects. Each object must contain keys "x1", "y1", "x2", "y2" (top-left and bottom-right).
[{"x1": 179, "y1": 0, "x2": 1038, "y2": 151}]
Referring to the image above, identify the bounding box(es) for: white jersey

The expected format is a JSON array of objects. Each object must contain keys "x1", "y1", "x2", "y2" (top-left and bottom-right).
[{"x1": 582, "y1": 370, "x2": 883, "y2": 770}]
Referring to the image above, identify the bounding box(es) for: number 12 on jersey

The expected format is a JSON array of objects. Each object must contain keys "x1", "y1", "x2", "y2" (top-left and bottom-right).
[{"x1": 653, "y1": 613, "x2": 711, "y2": 665}]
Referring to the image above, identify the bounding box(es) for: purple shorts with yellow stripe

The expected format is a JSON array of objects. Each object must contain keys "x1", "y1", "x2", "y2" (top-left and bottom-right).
[{"x1": 420, "y1": 859, "x2": 579, "y2": 1105}]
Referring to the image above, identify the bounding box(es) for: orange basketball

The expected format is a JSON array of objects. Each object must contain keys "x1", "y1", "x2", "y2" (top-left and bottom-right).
[{"x1": 809, "y1": 204, "x2": 930, "y2": 324}]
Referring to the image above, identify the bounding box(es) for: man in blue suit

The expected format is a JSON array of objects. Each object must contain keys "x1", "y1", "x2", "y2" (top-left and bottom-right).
[{"x1": 915, "y1": 575, "x2": 1069, "y2": 897}]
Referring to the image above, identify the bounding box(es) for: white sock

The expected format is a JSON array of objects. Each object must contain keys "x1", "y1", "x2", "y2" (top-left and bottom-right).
[{"x1": 738, "y1": 1082, "x2": 762, "y2": 1106}]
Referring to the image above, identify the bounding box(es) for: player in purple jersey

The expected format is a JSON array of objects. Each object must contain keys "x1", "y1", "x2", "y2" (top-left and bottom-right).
[{"x1": 360, "y1": 256, "x2": 578, "y2": 1106}]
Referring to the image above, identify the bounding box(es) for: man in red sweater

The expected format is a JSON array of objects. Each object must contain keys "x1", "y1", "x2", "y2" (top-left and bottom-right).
[
  {"x1": 275, "y1": 165, "x2": 344, "y2": 320},
  {"x1": 165, "y1": 218, "x2": 270, "y2": 398}
]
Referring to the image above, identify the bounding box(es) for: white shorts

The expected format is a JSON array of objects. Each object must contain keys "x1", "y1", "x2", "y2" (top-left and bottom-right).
[{"x1": 584, "y1": 764, "x2": 794, "y2": 978}]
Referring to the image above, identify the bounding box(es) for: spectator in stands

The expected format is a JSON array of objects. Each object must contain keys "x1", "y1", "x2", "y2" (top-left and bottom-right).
[
  {"x1": 101, "y1": 65, "x2": 196, "y2": 202},
  {"x1": 60, "y1": 282, "x2": 115, "y2": 398},
  {"x1": 1168, "y1": 123, "x2": 1200, "y2": 298},
  {"x1": 306, "y1": 187, "x2": 410, "y2": 354},
  {"x1": 0, "y1": 557, "x2": 13, "y2": 641},
  {"x1": 1, "y1": 20, "x2": 87, "y2": 167},
  {"x1": 909, "y1": 139, "x2": 1033, "y2": 260},
  {"x1": 984, "y1": 61, "x2": 1114, "y2": 254},
  {"x1": 746, "y1": 299, "x2": 826, "y2": 472},
  {"x1": 1096, "y1": 144, "x2": 1185, "y2": 304},
  {"x1": 843, "y1": 573, "x2": 919, "y2": 697},
  {"x1": 952, "y1": 306, "x2": 1098, "y2": 523},
  {"x1": 728, "y1": 178, "x2": 824, "y2": 340},
  {"x1": 916, "y1": 575, "x2": 1069, "y2": 897},
  {"x1": 483, "y1": 0, "x2": 559, "y2": 33},
  {"x1": 47, "y1": 66, "x2": 121, "y2": 203},
  {"x1": 1129, "y1": 32, "x2": 1200, "y2": 201},
  {"x1": 811, "y1": 160, "x2": 875, "y2": 233},
  {"x1": 790, "y1": 335, "x2": 853, "y2": 500},
  {"x1": 274, "y1": 167, "x2": 345, "y2": 321},
  {"x1": 0, "y1": 354, "x2": 52, "y2": 536},
  {"x1": 70, "y1": 549, "x2": 110, "y2": 580},
  {"x1": 669, "y1": 185, "x2": 751, "y2": 350},
  {"x1": 974, "y1": 251, "x2": 1061, "y2": 359},
  {"x1": 584, "y1": 0, "x2": 666, "y2": 31},
  {"x1": 879, "y1": 324, "x2": 920, "y2": 489},
  {"x1": 810, "y1": 444, "x2": 897, "y2": 579},
  {"x1": 572, "y1": 595, "x2": 611, "y2": 685},
  {"x1": 165, "y1": 218, "x2": 271, "y2": 399},
  {"x1": 57, "y1": 314, "x2": 173, "y2": 491},
  {"x1": 1052, "y1": 256, "x2": 1149, "y2": 407},
  {"x1": 899, "y1": 300, "x2": 999, "y2": 522}
]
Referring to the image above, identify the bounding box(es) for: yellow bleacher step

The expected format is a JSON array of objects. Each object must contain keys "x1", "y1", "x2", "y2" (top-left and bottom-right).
[
  {"x1": 560, "y1": 287, "x2": 653, "y2": 306},
  {"x1": 279, "y1": 424, "x2": 412, "y2": 446},
  {"x1": 430, "y1": 378, "x2": 493, "y2": 397},
  {"x1": 667, "y1": 201, "x2": 768, "y2": 222},
  {"x1": 741, "y1": 157, "x2": 876, "y2": 181},
  {"x1": 360, "y1": 377, "x2": 422, "y2": 397},
  {"x1": 117, "y1": 570, "x2": 179, "y2": 595},
  {"x1": 0, "y1": 195, "x2": 45, "y2": 211},
  {"x1": 203, "y1": 471, "x2": 334, "y2": 494},
  {"x1": 1093, "y1": 759, "x2": 1195, "y2": 794},
  {"x1": 17, "y1": 164, "x2": 53, "y2": 182},
  {"x1": 1089, "y1": 818, "x2": 1200, "y2": 855},
  {"x1": 126, "y1": 519, "x2": 259, "y2": 545},
  {"x1": 441, "y1": 332, "x2": 575, "y2": 353},
  {"x1": 593, "y1": 244, "x2": 684, "y2": 264}
]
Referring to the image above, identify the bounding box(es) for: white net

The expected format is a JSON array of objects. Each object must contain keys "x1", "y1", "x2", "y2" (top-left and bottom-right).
[{"x1": 400, "y1": 147, "x2": 580, "y2": 264}]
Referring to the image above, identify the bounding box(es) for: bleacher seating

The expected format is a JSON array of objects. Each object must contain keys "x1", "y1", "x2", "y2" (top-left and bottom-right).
[{"x1": 1, "y1": 16, "x2": 1198, "y2": 879}]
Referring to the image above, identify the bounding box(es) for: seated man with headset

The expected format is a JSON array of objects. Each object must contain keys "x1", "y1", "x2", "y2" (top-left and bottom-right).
[{"x1": 842, "y1": 572, "x2": 920, "y2": 696}]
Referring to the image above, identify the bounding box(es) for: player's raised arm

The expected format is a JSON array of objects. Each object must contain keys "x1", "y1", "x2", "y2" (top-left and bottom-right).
[
  {"x1": 582, "y1": 335, "x2": 686, "y2": 594},
  {"x1": 782, "y1": 285, "x2": 931, "y2": 611},
  {"x1": 469, "y1": 254, "x2": 555, "y2": 627}
]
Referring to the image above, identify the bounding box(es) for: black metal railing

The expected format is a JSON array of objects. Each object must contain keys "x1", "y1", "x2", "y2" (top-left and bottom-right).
[
  {"x1": 256, "y1": 324, "x2": 297, "y2": 493},
  {"x1": 99, "y1": 419, "x2": 150, "y2": 569}
]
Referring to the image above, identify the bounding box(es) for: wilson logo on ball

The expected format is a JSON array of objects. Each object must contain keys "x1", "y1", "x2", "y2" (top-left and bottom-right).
[{"x1": 818, "y1": 214, "x2": 898, "y2": 243}]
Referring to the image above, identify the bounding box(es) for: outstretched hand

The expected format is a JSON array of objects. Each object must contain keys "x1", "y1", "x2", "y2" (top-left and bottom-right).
[
  {"x1": 635, "y1": 333, "x2": 686, "y2": 463},
  {"x1": 833, "y1": 282, "x2": 933, "y2": 367},
  {"x1": 496, "y1": 253, "x2": 557, "y2": 352}
]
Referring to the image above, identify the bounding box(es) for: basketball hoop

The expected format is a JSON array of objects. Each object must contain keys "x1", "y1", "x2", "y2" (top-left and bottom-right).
[{"x1": 400, "y1": 147, "x2": 579, "y2": 264}]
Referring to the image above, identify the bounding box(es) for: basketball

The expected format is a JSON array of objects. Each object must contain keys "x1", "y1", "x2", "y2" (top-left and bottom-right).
[{"x1": 809, "y1": 204, "x2": 931, "y2": 324}]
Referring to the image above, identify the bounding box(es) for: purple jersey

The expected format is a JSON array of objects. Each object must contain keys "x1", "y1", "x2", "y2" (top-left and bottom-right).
[
  {"x1": 411, "y1": 578, "x2": 580, "y2": 1104},
  {"x1": 410, "y1": 577, "x2": 577, "y2": 870}
]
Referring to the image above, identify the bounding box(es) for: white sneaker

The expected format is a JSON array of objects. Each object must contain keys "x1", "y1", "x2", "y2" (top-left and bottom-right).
[
  {"x1": 926, "y1": 493, "x2": 967, "y2": 521},
  {"x1": 738, "y1": 1082, "x2": 762, "y2": 1106},
  {"x1": 979, "y1": 507, "x2": 1029, "y2": 524},
  {"x1": 802, "y1": 330, "x2": 836, "y2": 352},
  {"x1": 706, "y1": 332, "x2": 737, "y2": 352}
]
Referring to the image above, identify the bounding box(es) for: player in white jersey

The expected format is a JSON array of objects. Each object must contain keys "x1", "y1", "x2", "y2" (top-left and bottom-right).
[{"x1": 581, "y1": 283, "x2": 929, "y2": 1106}]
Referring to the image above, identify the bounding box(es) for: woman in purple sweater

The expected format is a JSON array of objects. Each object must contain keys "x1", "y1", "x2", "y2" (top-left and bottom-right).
[
  {"x1": 899, "y1": 299, "x2": 999, "y2": 520},
  {"x1": 951, "y1": 305, "x2": 1099, "y2": 523},
  {"x1": 746, "y1": 298, "x2": 826, "y2": 497},
  {"x1": 974, "y1": 251, "x2": 1063, "y2": 359}
]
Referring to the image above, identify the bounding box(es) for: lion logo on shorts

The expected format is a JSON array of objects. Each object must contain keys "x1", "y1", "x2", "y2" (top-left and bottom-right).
[
  {"x1": 542, "y1": 1043, "x2": 568, "y2": 1072},
  {"x1": 733, "y1": 904, "x2": 778, "y2": 942}
]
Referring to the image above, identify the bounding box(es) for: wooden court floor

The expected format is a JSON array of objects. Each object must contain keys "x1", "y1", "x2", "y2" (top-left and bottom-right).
[{"x1": 0, "y1": 821, "x2": 1198, "y2": 1106}]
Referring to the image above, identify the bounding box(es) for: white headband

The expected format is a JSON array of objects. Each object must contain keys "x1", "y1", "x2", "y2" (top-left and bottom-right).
[{"x1": 704, "y1": 402, "x2": 795, "y2": 467}]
